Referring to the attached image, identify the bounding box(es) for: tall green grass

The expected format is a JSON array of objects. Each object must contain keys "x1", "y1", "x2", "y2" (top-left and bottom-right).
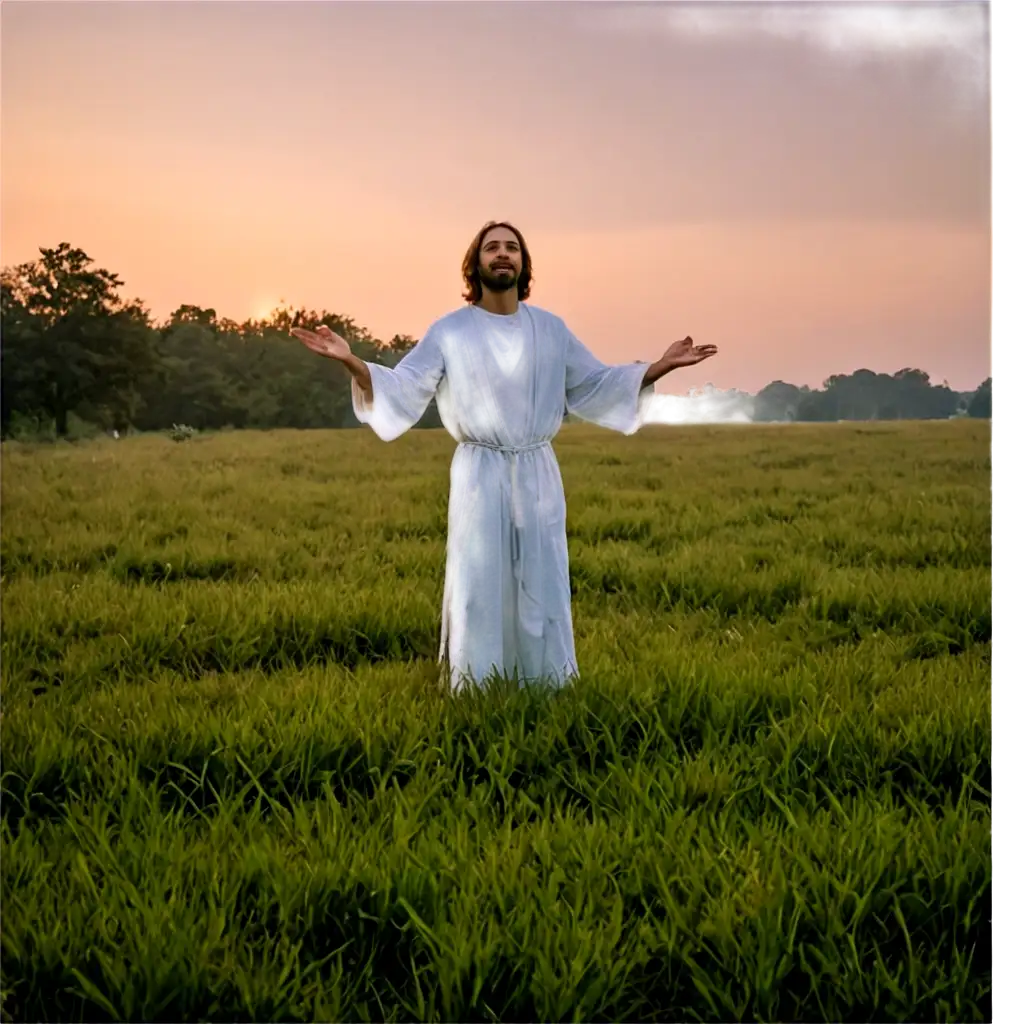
[{"x1": 0, "y1": 421, "x2": 990, "y2": 1022}]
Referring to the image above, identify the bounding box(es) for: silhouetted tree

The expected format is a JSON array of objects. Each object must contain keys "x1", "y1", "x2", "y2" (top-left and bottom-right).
[
  {"x1": 967, "y1": 377, "x2": 992, "y2": 418},
  {"x1": 754, "y1": 381, "x2": 803, "y2": 421},
  {"x1": 1, "y1": 244, "x2": 160, "y2": 435}
]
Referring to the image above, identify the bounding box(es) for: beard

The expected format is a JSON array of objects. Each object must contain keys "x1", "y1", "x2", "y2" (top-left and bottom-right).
[{"x1": 479, "y1": 262, "x2": 519, "y2": 294}]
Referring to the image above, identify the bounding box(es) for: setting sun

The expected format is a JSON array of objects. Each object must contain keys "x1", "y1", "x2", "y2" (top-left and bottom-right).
[{"x1": 251, "y1": 299, "x2": 283, "y2": 324}]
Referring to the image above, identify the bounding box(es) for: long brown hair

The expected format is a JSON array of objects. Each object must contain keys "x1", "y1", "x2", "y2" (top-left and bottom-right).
[{"x1": 461, "y1": 221, "x2": 533, "y2": 303}]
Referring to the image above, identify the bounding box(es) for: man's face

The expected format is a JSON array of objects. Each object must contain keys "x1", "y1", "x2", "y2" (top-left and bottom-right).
[{"x1": 477, "y1": 226, "x2": 522, "y2": 294}]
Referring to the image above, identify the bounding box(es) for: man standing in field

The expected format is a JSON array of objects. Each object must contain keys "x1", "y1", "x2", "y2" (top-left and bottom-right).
[{"x1": 292, "y1": 221, "x2": 717, "y2": 691}]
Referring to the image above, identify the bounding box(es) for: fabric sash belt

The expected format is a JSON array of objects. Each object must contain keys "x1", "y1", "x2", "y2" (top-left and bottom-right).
[
  {"x1": 458, "y1": 439, "x2": 551, "y2": 454},
  {"x1": 456, "y1": 436, "x2": 552, "y2": 565}
]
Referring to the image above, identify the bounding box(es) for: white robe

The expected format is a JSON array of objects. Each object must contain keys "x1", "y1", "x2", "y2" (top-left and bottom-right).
[{"x1": 352, "y1": 302, "x2": 655, "y2": 690}]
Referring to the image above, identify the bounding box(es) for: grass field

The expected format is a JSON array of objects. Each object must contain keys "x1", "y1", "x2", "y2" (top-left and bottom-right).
[{"x1": 0, "y1": 420, "x2": 991, "y2": 1022}]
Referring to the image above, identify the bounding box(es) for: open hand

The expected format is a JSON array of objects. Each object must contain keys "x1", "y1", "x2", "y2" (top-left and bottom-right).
[
  {"x1": 660, "y1": 336, "x2": 718, "y2": 368},
  {"x1": 290, "y1": 325, "x2": 352, "y2": 361}
]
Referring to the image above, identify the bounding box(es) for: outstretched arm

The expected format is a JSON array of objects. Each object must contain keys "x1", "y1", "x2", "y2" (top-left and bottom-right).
[
  {"x1": 642, "y1": 337, "x2": 718, "y2": 387},
  {"x1": 340, "y1": 352, "x2": 373, "y2": 398},
  {"x1": 563, "y1": 324, "x2": 718, "y2": 435},
  {"x1": 291, "y1": 325, "x2": 374, "y2": 398},
  {"x1": 352, "y1": 329, "x2": 445, "y2": 441},
  {"x1": 293, "y1": 324, "x2": 445, "y2": 441},
  {"x1": 564, "y1": 327, "x2": 653, "y2": 435}
]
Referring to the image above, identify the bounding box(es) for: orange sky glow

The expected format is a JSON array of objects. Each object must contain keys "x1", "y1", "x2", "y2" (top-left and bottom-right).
[{"x1": 1, "y1": 0, "x2": 991, "y2": 394}]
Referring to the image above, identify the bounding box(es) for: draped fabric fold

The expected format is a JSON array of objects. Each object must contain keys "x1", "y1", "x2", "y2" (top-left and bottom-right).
[{"x1": 352, "y1": 303, "x2": 653, "y2": 690}]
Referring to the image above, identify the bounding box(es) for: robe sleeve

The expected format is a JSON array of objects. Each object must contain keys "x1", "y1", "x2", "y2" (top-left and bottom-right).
[
  {"x1": 563, "y1": 323, "x2": 656, "y2": 435},
  {"x1": 351, "y1": 327, "x2": 445, "y2": 442}
]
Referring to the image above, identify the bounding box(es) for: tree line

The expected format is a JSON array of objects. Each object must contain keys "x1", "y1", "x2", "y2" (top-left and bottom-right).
[{"x1": 1, "y1": 244, "x2": 991, "y2": 439}]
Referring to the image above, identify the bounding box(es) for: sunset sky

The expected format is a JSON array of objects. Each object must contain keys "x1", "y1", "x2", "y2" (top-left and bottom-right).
[{"x1": 2, "y1": 0, "x2": 992, "y2": 394}]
